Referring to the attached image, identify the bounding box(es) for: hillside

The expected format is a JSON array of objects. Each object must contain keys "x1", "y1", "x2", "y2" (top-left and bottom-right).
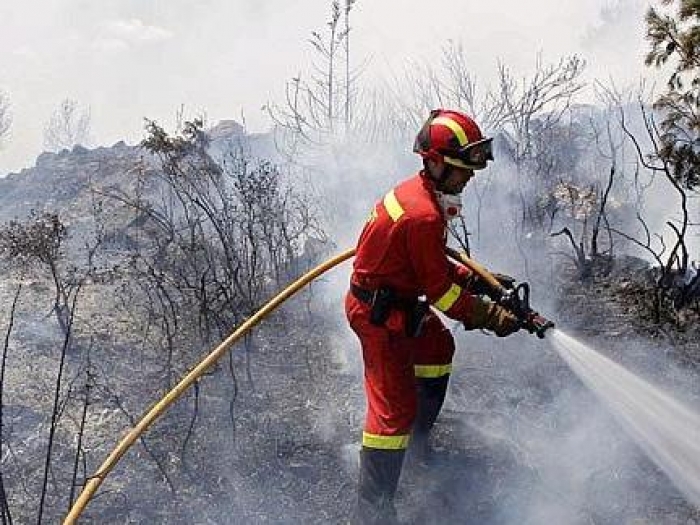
[{"x1": 0, "y1": 124, "x2": 698, "y2": 525}]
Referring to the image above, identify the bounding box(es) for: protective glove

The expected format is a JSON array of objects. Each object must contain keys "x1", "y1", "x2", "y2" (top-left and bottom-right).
[{"x1": 464, "y1": 297, "x2": 520, "y2": 337}]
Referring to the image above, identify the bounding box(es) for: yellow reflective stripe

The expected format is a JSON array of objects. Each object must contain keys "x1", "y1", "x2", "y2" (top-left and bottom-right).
[
  {"x1": 414, "y1": 364, "x2": 453, "y2": 378},
  {"x1": 432, "y1": 116, "x2": 468, "y2": 146},
  {"x1": 383, "y1": 190, "x2": 404, "y2": 222},
  {"x1": 362, "y1": 432, "x2": 410, "y2": 450},
  {"x1": 433, "y1": 283, "x2": 462, "y2": 312}
]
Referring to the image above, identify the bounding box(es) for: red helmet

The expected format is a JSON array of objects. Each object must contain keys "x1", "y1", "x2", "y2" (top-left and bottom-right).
[{"x1": 413, "y1": 109, "x2": 493, "y2": 170}]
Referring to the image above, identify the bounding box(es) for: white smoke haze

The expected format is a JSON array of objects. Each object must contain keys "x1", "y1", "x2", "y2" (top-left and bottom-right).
[
  {"x1": 0, "y1": 0, "x2": 656, "y2": 175},
  {"x1": 299, "y1": 88, "x2": 699, "y2": 521},
  {"x1": 302, "y1": 179, "x2": 697, "y2": 521},
  {"x1": 394, "y1": 321, "x2": 700, "y2": 524},
  {"x1": 284, "y1": 59, "x2": 699, "y2": 522},
  {"x1": 2, "y1": 0, "x2": 698, "y2": 523}
]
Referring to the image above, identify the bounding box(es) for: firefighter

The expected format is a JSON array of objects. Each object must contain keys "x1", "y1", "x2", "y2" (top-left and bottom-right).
[{"x1": 346, "y1": 109, "x2": 520, "y2": 524}]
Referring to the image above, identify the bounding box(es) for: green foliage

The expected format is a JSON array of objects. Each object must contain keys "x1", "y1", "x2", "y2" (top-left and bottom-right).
[
  {"x1": 0, "y1": 212, "x2": 66, "y2": 266},
  {"x1": 645, "y1": 0, "x2": 700, "y2": 189},
  {"x1": 142, "y1": 118, "x2": 210, "y2": 160},
  {"x1": 645, "y1": 0, "x2": 700, "y2": 86}
]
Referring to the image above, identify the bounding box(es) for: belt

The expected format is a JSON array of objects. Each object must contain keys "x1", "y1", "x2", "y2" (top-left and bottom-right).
[
  {"x1": 350, "y1": 283, "x2": 419, "y2": 309},
  {"x1": 351, "y1": 283, "x2": 429, "y2": 337}
]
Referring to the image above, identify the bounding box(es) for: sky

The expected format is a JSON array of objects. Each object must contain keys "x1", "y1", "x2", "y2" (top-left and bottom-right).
[{"x1": 0, "y1": 0, "x2": 653, "y2": 175}]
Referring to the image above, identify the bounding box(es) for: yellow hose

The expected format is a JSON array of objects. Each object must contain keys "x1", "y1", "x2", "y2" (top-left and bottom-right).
[
  {"x1": 445, "y1": 247, "x2": 505, "y2": 297},
  {"x1": 64, "y1": 248, "x2": 356, "y2": 524},
  {"x1": 64, "y1": 245, "x2": 497, "y2": 523}
]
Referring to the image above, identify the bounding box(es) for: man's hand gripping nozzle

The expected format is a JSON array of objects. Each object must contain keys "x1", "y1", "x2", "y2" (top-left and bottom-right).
[
  {"x1": 497, "y1": 281, "x2": 555, "y2": 339},
  {"x1": 445, "y1": 247, "x2": 555, "y2": 338}
]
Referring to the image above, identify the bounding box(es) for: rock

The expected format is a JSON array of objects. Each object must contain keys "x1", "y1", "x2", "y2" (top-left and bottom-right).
[
  {"x1": 207, "y1": 120, "x2": 245, "y2": 141},
  {"x1": 71, "y1": 144, "x2": 89, "y2": 155}
]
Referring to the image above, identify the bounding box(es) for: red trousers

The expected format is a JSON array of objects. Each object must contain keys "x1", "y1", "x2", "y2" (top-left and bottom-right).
[{"x1": 345, "y1": 292, "x2": 455, "y2": 450}]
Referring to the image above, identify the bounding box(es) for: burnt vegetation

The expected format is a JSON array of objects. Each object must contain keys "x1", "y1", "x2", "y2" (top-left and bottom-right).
[
  {"x1": 0, "y1": 0, "x2": 698, "y2": 523},
  {"x1": 0, "y1": 119, "x2": 333, "y2": 522}
]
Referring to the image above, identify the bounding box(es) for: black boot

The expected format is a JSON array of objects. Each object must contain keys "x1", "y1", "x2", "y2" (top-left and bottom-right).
[
  {"x1": 353, "y1": 447, "x2": 405, "y2": 525},
  {"x1": 410, "y1": 375, "x2": 449, "y2": 463}
]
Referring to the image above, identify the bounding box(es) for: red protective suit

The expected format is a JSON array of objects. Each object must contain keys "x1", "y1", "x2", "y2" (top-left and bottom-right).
[{"x1": 346, "y1": 171, "x2": 481, "y2": 450}]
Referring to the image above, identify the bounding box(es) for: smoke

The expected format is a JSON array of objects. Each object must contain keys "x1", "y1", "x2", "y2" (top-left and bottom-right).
[
  {"x1": 293, "y1": 99, "x2": 699, "y2": 521},
  {"x1": 119, "y1": 74, "x2": 694, "y2": 521},
  {"x1": 581, "y1": 0, "x2": 649, "y2": 81},
  {"x1": 1, "y1": 1, "x2": 697, "y2": 522}
]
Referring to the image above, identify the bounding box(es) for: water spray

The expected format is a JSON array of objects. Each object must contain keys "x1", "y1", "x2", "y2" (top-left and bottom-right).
[
  {"x1": 550, "y1": 330, "x2": 700, "y2": 508},
  {"x1": 452, "y1": 247, "x2": 700, "y2": 508}
]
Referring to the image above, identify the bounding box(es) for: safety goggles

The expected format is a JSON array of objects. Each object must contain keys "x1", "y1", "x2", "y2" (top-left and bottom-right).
[{"x1": 452, "y1": 137, "x2": 494, "y2": 168}]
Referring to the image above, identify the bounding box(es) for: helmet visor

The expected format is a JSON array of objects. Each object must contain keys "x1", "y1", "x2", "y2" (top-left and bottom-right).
[{"x1": 455, "y1": 138, "x2": 494, "y2": 169}]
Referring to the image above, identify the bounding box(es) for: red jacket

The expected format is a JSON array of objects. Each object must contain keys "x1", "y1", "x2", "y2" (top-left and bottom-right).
[{"x1": 351, "y1": 172, "x2": 479, "y2": 323}]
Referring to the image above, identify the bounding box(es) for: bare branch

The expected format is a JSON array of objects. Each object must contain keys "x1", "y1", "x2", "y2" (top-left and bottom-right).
[{"x1": 44, "y1": 99, "x2": 92, "y2": 152}]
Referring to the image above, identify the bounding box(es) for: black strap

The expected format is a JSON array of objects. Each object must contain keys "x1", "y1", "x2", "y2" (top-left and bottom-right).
[
  {"x1": 350, "y1": 284, "x2": 421, "y2": 310},
  {"x1": 350, "y1": 283, "x2": 375, "y2": 304}
]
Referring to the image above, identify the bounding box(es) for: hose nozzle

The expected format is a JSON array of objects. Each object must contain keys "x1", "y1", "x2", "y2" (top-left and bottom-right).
[
  {"x1": 500, "y1": 283, "x2": 555, "y2": 339},
  {"x1": 527, "y1": 312, "x2": 555, "y2": 339},
  {"x1": 444, "y1": 248, "x2": 556, "y2": 340}
]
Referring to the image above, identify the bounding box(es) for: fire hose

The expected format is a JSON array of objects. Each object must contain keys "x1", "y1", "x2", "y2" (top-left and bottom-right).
[{"x1": 64, "y1": 247, "x2": 553, "y2": 523}]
